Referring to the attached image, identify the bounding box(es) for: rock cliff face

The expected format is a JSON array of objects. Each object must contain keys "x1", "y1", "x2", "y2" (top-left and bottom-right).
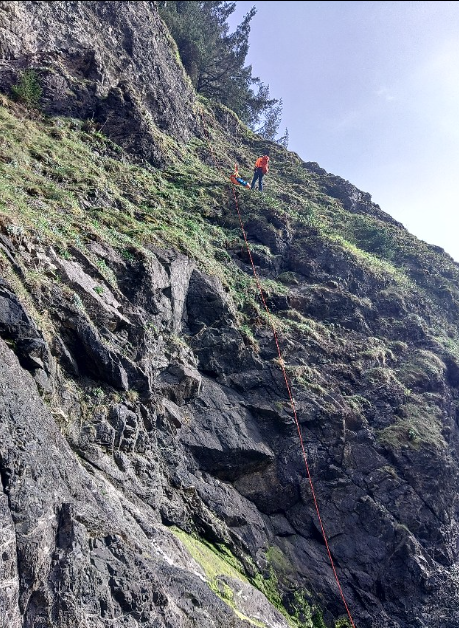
[
  {"x1": 1, "y1": 3, "x2": 459, "y2": 628},
  {"x1": 0, "y1": 0, "x2": 198, "y2": 166}
]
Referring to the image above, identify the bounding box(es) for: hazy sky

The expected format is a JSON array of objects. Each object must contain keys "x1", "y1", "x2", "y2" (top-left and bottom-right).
[{"x1": 229, "y1": 1, "x2": 459, "y2": 262}]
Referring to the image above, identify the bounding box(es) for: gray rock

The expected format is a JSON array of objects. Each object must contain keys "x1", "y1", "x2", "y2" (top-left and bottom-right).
[
  {"x1": 0, "y1": 1, "x2": 198, "y2": 166},
  {"x1": 0, "y1": 338, "x2": 287, "y2": 627}
]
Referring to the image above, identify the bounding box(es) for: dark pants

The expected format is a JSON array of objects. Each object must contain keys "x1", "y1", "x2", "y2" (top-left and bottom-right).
[{"x1": 251, "y1": 167, "x2": 264, "y2": 191}]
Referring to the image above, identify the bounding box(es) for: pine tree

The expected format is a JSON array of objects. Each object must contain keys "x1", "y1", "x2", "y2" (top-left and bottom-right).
[
  {"x1": 255, "y1": 98, "x2": 283, "y2": 141},
  {"x1": 277, "y1": 127, "x2": 289, "y2": 149}
]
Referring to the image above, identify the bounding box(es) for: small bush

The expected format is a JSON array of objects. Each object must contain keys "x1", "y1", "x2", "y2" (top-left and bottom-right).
[
  {"x1": 345, "y1": 215, "x2": 396, "y2": 260},
  {"x1": 11, "y1": 70, "x2": 42, "y2": 108}
]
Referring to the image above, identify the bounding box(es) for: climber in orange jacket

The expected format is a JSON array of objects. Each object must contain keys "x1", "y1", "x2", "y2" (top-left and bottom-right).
[{"x1": 251, "y1": 154, "x2": 270, "y2": 191}]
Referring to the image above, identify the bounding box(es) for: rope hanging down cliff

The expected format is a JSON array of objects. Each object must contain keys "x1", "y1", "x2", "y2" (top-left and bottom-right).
[
  {"x1": 228, "y1": 182, "x2": 356, "y2": 628},
  {"x1": 199, "y1": 110, "x2": 357, "y2": 627}
]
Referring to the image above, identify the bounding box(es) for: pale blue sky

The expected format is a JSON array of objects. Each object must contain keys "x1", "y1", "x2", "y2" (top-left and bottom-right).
[{"x1": 229, "y1": 1, "x2": 459, "y2": 262}]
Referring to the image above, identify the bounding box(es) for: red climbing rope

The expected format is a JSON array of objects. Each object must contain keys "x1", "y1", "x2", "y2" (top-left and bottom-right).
[
  {"x1": 229, "y1": 184, "x2": 357, "y2": 628},
  {"x1": 196, "y1": 107, "x2": 356, "y2": 624}
]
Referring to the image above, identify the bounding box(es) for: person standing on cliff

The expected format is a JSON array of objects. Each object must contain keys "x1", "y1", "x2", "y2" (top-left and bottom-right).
[{"x1": 251, "y1": 154, "x2": 270, "y2": 191}]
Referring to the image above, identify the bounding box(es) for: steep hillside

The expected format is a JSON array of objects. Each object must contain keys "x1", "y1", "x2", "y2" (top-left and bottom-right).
[{"x1": 1, "y1": 3, "x2": 459, "y2": 628}]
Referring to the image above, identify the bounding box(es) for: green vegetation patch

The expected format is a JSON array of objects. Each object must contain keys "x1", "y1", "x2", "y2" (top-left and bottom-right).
[
  {"x1": 395, "y1": 349, "x2": 446, "y2": 391},
  {"x1": 170, "y1": 527, "x2": 265, "y2": 625},
  {"x1": 378, "y1": 398, "x2": 446, "y2": 450},
  {"x1": 170, "y1": 528, "x2": 326, "y2": 628},
  {"x1": 11, "y1": 69, "x2": 43, "y2": 108}
]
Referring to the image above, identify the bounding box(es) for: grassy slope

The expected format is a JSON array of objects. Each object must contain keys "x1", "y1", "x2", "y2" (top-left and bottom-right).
[{"x1": 2, "y1": 92, "x2": 459, "y2": 364}]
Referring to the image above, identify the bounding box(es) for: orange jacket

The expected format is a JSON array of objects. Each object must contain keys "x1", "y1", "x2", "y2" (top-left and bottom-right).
[{"x1": 255, "y1": 155, "x2": 269, "y2": 174}]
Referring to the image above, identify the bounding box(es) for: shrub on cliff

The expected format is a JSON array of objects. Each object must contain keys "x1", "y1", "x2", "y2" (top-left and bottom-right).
[{"x1": 10, "y1": 69, "x2": 42, "y2": 109}]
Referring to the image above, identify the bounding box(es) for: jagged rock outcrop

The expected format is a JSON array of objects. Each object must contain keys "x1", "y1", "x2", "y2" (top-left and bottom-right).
[
  {"x1": 0, "y1": 0, "x2": 198, "y2": 166},
  {"x1": 0, "y1": 334, "x2": 295, "y2": 628},
  {"x1": 1, "y1": 225, "x2": 458, "y2": 628},
  {"x1": 303, "y1": 161, "x2": 403, "y2": 226},
  {"x1": 1, "y1": 3, "x2": 459, "y2": 628}
]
